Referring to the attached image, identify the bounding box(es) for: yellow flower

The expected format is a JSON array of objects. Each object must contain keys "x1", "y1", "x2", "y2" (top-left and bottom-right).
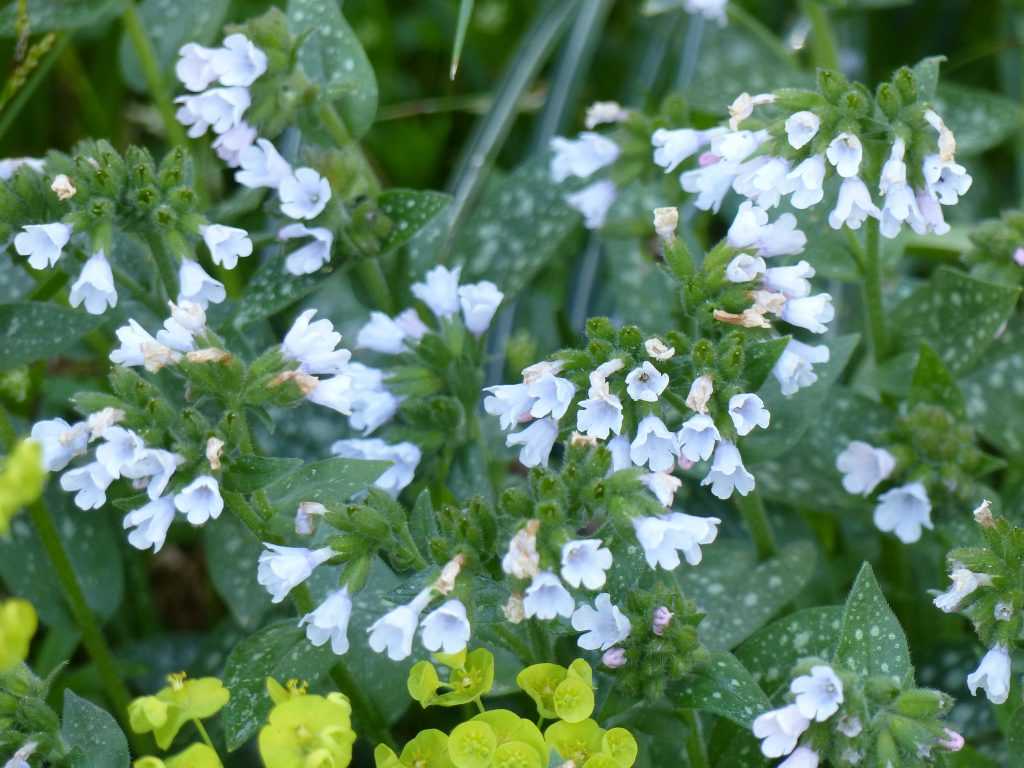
[
  {"x1": 0, "y1": 598, "x2": 38, "y2": 671},
  {"x1": 133, "y1": 743, "x2": 223, "y2": 768},
  {"x1": 0, "y1": 440, "x2": 45, "y2": 536},
  {"x1": 127, "y1": 673, "x2": 230, "y2": 749},
  {"x1": 259, "y1": 692, "x2": 356, "y2": 768}
]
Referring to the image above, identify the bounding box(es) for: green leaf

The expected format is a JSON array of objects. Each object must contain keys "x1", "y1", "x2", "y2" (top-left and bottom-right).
[
  {"x1": 963, "y1": 317, "x2": 1024, "y2": 454},
  {"x1": 0, "y1": 486, "x2": 124, "y2": 628},
  {"x1": 674, "y1": 650, "x2": 770, "y2": 727},
  {"x1": 909, "y1": 343, "x2": 965, "y2": 418},
  {"x1": 288, "y1": 0, "x2": 378, "y2": 138},
  {"x1": 233, "y1": 247, "x2": 344, "y2": 328},
  {"x1": 118, "y1": 0, "x2": 230, "y2": 93},
  {"x1": 912, "y1": 55, "x2": 946, "y2": 102},
  {"x1": 1006, "y1": 706, "x2": 1024, "y2": 768},
  {"x1": 263, "y1": 456, "x2": 390, "y2": 512},
  {"x1": 833, "y1": 563, "x2": 913, "y2": 684},
  {"x1": 61, "y1": 690, "x2": 130, "y2": 768},
  {"x1": 222, "y1": 619, "x2": 339, "y2": 751},
  {"x1": 0, "y1": 302, "x2": 105, "y2": 370},
  {"x1": 377, "y1": 189, "x2": 451, "y2": 255},
  {"x1": 888, "y1": 266, "x2": 1020, "y2": 376},
  {"x1": 680, "y1": 540, "x2": 817, "y2": 650},
  {"x1": 222, "y1": 455, "x2": 303, "y2": 494},
  {"x1": 0, "y1": 0, "x2": 120, "y2": 34},
  {"x1": 743, "y1": 334, "x2": 859, "y2": 462},
  {"x1": 933, "y1": 83, "x2": 1023, "y2": 156},
  {"x1": 735, "y1": 606, "x2": 844, "y2": 696},
  {"x1": 202, "y1": 513, "x2": 271, "y2": 630}
]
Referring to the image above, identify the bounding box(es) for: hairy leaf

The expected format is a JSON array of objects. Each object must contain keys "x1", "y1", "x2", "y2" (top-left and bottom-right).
[
  {"x1": 0, "y1": 302, "x2": 105, "y2": 370},
  {"x1": 62, "y1": 690, "x2": 130, "y2": 768},
  {"x1": 834, "y1": 563, "x2": 913, "y2": 684}
]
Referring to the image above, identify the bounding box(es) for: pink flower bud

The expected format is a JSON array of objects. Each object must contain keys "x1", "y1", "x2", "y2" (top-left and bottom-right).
[
  {"x1": 939, "y1": 729, "x2": 964, "y2": 752},
  {"x1": 602, "y1": 647, "x2": 627, "y2": 668},
  {"x1": 1014, "y1": 247, "x2": 1024, "y2": 267},
  {"x1": 652, "y1": 606, "x2": 674, "y2": 636}
]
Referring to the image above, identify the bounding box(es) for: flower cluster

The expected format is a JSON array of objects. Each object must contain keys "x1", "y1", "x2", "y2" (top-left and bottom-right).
[
  {"x1": 258, "y1": 678, "x2": 356, "y2": 768},
  {"x1": 3, "y1": 141, "x2": 238, "y2": 313},
  {"x1": 128, "y1": 672, "x2": 230, "y2": 751},
  {"x1": 548, "y1": 129, "x2": 623, "y2": 229},
  {"x1": 753, "y1": 660, "x2": 960, "y2": 766},
  {"x1": 933, "y1": 500, "x2": 1021, "y2": 706}
]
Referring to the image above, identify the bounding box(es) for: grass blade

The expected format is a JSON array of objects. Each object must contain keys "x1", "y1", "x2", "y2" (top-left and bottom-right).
[{"x1": 450, "y1": 0, "x2": 475, "y2": 80}]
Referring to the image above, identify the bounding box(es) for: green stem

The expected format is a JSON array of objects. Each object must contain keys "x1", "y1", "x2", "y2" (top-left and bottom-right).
[
  {"x1": 27, "y1": 500, "x2": 145, "y2": 753},
  {"x1": 733, "y1": 490, "x2": 778, "y2": 561},
  {"x1": 727, "y1": 4, "x2": 796, "y2": 64},
  {"x1": 121, "y1": 3, "x2": 188, "y2": 148},
  {"x1": 317, "y1": 102, "x2": 381, "y2": 194},
  {"x1": 0, "y1": 405, "x2": 16, "y2": 450},
  {"x1": 679, "y1": 709, "x2": 710, "y2": 768},
  {"x1": 144, "y1": 232, "x2": 180, "y2": 305},
  {"x1": 801, "y1": 0, "x2": 841, "y2": 70},
  {"x1": 354, "y1": 259, "x2": 396, "y2": 314},
  {"x1": 192, "y1": 718, "x2": 215, "y2": 750},
  {"x1": 860, "y1": 218, "x2": 888, "y2": 363}
]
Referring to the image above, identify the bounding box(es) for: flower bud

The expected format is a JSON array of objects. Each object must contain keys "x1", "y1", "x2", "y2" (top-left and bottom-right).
[
  {"x1": 864, "y1": 674, "x2": 900, "y2": 703},
  {"x1": 602, "y1": 648, "x2": 627, "y2": 668},
  {"x1": 205, "y1": 437, "x2": 224, "y2": 471},
  {"x1": 973, "y1": 498, "x2": 995, "y2": 528},
  {"x1": 652, "y1": 607, "x2": 673, "y2": 636},
  {"x1": 893, "y1": 687, "x2": 952, "y2": 718},
  {"x1": 644, "y1": 338, "x2": 675, "y2": 361},
  {"x1": 503, "y1": 593, "x2": 525, "y2": 624},
  {"x1": 295, "y1": 501, "x2": 326, "y2": 536},
  {"x1": 585, "y1": 316, "x2": 616, "y2": 343},
  {"x1": 817, "y1": 69, "x2": 849, "y2": 103},
  {"x1": 653, "y1": 206, "x2": 678, "y2": 242},
  {"x1": 51, "y1": 174, "x2": 76, "y2": 200},
  {"x1": 876, "y1": 82, "x2": 903, "y2": 119}
]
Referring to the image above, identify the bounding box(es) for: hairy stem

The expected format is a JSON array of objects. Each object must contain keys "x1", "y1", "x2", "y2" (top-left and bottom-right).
[
  {"x1": 27, "y1": 500, "x2": 145, "y2": 753},
  {"x1": 733, "y1": 489, "x2": 778, "y2": 561},
  {"x1": 801, "y1": 0, "x2": 841, "y2": 70},
  {"x1": 354, "y1": 258, "x2": 396, "y2": 314},
  {"x1": 121, "y1": 3, "x2": 188, "y2": 148},
  {"x1": 679, "y1": 709, "x2": 710, "y2": 768}
]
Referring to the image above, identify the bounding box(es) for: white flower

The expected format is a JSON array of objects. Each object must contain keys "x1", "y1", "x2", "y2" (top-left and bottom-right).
[
  {"x1": 211, "y1": 33, "x2": 267, "y2": 87},
  {"x1": 332, "y1": 438, "x2": 421, "y2": 498},
  {"x1": 0, "y1": 157, "x2": 44, "y2": 179},
  {"x1": 829, "y1": 177, "x2": 880, "y2": 230},
  {"x1": 300, "y1": 588, "x2": 353, "y2": 655},
  {"x1": 561, "y1": 539, "x2": 613, "y2": 590},
  {"x1": 156, "y1": 312, "x2": 197, "y2": 353},
  {"x1": 173, "y1": 475, "x2": 223, "y2": 525},
  {"x1": 607, "y1": 435, "x2": 632, "y2": 472},
  {"x1": 826, "y1": 132, "x2": 862, "y2": 178},
  {"x1": 836, "y1": 441, "x2": 895, "y2": 496},
  {"x1": 791, "y1": 665, "x2": 844, "y2": 721},
  {"x1": 873, "y1": 481, "x2": 933, "y2": 543},
  {"x1": 169, "y1": 299, "x2": 206, "y2": 333},
  {"x1": 782, "y1": 155, "x2": 826, "y2": 209},
  {"x1": 14, "y1": 223, "x2": 72, "y2": 270},
  {"x1": 307, "y1": 375, "x2": 355, "y2": 416},
  {"x1": 934, "y1": 566, "x2": 993, "y2": 613},
  {"x1": 395, "y1": 308, "x2": 429, "y2": 340},
  {"x1": 523, "y1": 571, "x2": 575, "y2": 620},
  {"x1": 178, "y1": 259, "x2": 226, "y2": 307},
  {"x1": 630, "y1": 415, "x2": 678, "y2": 472},
  {"x1": 585, "y1": 101, "x2": 629, "y2": 129},
  {"x1": 734, "y1": 156, "x2": 790, "y2": 209},
  {"x1": 572, "y1": 593, "x2": 631, "y2": 651},
  {"x1": 566, "y1": 180, "x2": 617, "y2": 230},
  {"x1": 684, "y1": 0, "x2": 728, "y2": 24},
  {"x1": 681, "y1": 158, "x2": 740, "y2": 213},
  {"x1": 60, "y1": 462, "x2": 113, "y2": 510},
  {"x1": 677, "y1": 414, "x2": 720, "y2": 463},
  {"x1": 576, "y1": 381, "x2": 623, "y2": 440},
  {"x1": 779, "y1": 746, "x2": 820, "y2": 768},
  {"x1": 458, "y1": 281, "x2": 504, "y2": 336},
  {"x1": 279, "y1": 167, "x2": 332, "y2": 220},
  {"x1": 728, "y1": 201, "x2": 769, "y2": 249},
  {"x1": 725, "y1": 253, "x2": 766, "y2": 283},
  {"x1": 915, "y1": 189, "x2": 951, "y2": 235},
  {"x1": 589, "y1": 358, "x2": 625, "y2": 388},
  {"x1": 645, "y1": 337, "x2": 675, "y2": 361},
  {"x1": 95, "y1": 426, "x2": 146, "y2": 479},
  {"x1": 175, "y1": 42, "x2": 219, "y2": 91},
  {"x1": 278, "y1": 223, "x2": 333, "y2": 275},
  {"x1": 109, "y1": 320, "x2": 176, "y2": 371},
  {"x1": 257, "y1": 544, "x2": 334, "y2": 604},
  {"x1": 420, "y1": 599, "x2": 472, "y2": 654},
  {"x1": 763, "y1": 261, "x2": 814, "y2": 298},
  {"x1": 175, "y1": 87, "x2": 250, "y2": 137},
  {"x1": 753, "y1": 704, "x2": 810, "y2": 758},
  {"x1": 123, "y1": 497, "x2": 177, "y2": 553},
  {"x1": 652, "y1": 128, "x2": 704, "y2": 173},
  {"x1": 235, "y1": 138, "x2": 292, "y2": 189},
  {"x1": 484, "y1": 383, "x2": 535, "y2": 431},
  {"x1": 880, "y1": 182, "x2": 923, "y2": 240},
  {"x1": 625, "y1": 362, "x2": 669, "y2": 402},
  {"x1": 86, "y1": 407, "x2": 124, "y2": 440},
  {"x1": 772, "y1": 339, "x2": 829, "y2": 396},
  {"x1": 549, "y1": 132, "x2": 620, "y2": 182},
  {"x1": 967, "y1": 644, "x2": 1012, "y2": 705},
  {"x1": 923, "y1": 154, "x2": 972, "y2": 206},
  {"x1": 3, "y1": 741, "x2": 38, "y2": 768},
  {"x1": 786, "y1": 111, "x2": 821, "y2": 150},
  {"x1": 641, "y1": 472, "x2": 682, "y2": 507},
  {"x1": 69, "y1": 250, "x2": 117, "y2": 314},
  {"x1": 528, "y1": 372, "x2": 576, "y2": 421},
  {"x1": 701, "y1": 441, "x2": 754, "y2": 499},
  {"x1": 728, "y1": 92, "x2": 775, "y2": 131},
  {"x1": 686, "y1": 374, "x2": 714, "y2": 414},
  {"x1": 282, "y1": 309, "x2": 351, "y2": 375},
  {"x1": 212, "y1": 121, "x2": 256, "y2": 167},
  {"x1": 347, "y1": 370, "x2": 399, "y2": 433},
  {"x1": 728, "y1": 393, "x2": 770, "y2": 436},
  {"x1": 633, "y1": 512, "x2": 720, "y2": 569},
  {"x1": 368, "y1": 588, "x2": 434, "y2": 661},
  {"x1": 507, "y1": 417, "x2": 558, "y2": 468},
  {"x1": 356, "y1": 312, "x2": 407, "y2": 354},
  {"x1": 121, "y1": 448, "x2": 182, "y2": 499},
  {"x1": 780, "y1": 293, "x2": 834, "y2": 334},
  {"x1": 30, "y1": 418, "x2": 88, "y2": 471},
  {"x1": 923, "y1": 108, "x2": 957, "y2": 161},
  {"x1": 412, "y1": 264, "x2": 462, "y2": 319},
  {"x1": 757, "y1": 213, "x2": 806, "y2": 257},
  {"x1": 502, "y1": 522, "x2": 540, "y2": 579}
]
